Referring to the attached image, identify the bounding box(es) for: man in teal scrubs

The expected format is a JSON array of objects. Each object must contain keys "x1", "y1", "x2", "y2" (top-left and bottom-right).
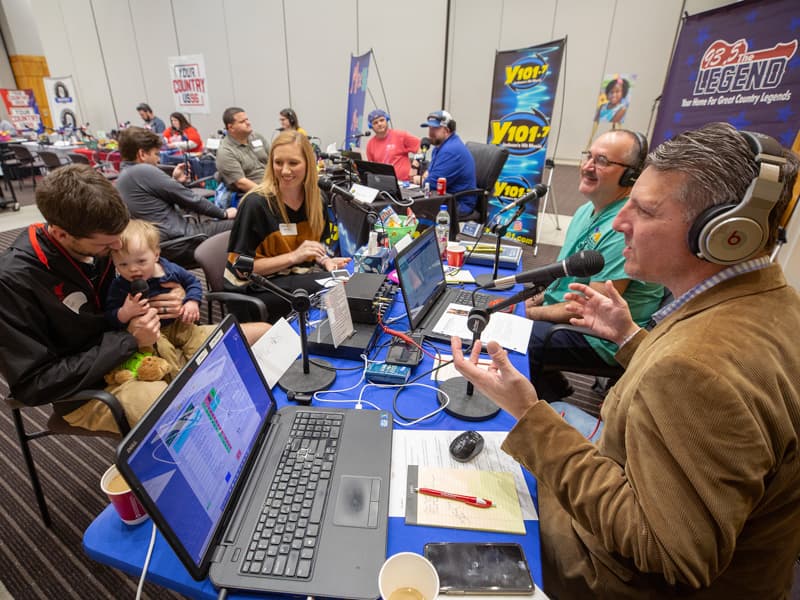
[{"x1": 526, "y1": 129, "x2": 663, "y2": 401}]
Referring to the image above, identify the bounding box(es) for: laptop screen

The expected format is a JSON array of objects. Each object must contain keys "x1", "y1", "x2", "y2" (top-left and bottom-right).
[
  {"x1": 116, "y1": 317, "x2": 276, "y2": 579},
  {"x1": 395, "y1": 227, "x2": 447, "y2": 329},
  {"x1": 352, "y1": 159, "x2": 403, "y2": 199}
]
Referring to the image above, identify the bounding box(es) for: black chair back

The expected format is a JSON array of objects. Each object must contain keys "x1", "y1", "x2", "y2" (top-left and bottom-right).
[
  {"x1": 467, "y1": 142, "x2": 509, "y2": 195},
  {"x1": 194, "y1": 230, "x2": 230, "y2": 293},
  {"x1": 67, "y1": 152, "x2": 91, "y2": 165},
  {"x1": 464, "y1": 142, "x2": 509, "y2": 222},
  {"x1": 37, "y1": 151, "x2": 66, "y2": 171},
  {"x1": 193, "y1": 231, "x2": 268, "y2": 323}
]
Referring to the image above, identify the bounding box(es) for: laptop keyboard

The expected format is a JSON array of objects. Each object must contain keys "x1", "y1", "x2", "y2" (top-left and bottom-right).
[
  {"x1": 241, "y1": 411, "x2": 342, "y2": 579},
  {"x1": 452, "y1": 289, "x2": 495, "y2": 308}
]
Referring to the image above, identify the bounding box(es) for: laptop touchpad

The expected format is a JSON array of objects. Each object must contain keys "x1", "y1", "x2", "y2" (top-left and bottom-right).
[{"x1": 333, "y1": 476, "x2": 381, "y2": 528}]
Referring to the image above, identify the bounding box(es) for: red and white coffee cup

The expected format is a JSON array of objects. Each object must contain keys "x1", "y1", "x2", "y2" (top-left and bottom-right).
[
  {"x1": 101, "y1": 464, "x2": 148, "y2": 526},
  {"x1": 446, "y1": 243, "x2": 465, "y2": 267}
]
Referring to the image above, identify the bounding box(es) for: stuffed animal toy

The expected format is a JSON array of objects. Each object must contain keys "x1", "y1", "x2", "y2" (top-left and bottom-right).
[{"x1": 104, "y1": 351, "x2": 172, "y2": 386}]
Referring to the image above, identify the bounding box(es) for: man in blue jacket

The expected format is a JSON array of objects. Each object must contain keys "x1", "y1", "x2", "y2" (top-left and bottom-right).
[{"x1": 414, "y1": 110, "x2": 477, "y2": 218}]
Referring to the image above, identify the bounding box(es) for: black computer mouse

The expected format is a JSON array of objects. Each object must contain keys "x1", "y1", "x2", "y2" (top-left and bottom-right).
[{"x1": 449, "y1": 430, "x2": 484, "y2": 462}]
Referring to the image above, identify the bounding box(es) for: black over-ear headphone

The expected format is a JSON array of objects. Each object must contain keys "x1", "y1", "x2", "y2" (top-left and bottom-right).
[
  {"x1": 688, "y1": 130, "x2": 786, "y2": 265},
  {"x1": 618, "y1": 131, "x2": 648, "y2": 187}
]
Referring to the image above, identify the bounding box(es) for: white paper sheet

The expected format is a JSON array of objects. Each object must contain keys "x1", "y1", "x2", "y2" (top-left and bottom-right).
[
  {"x1": 389, "y1": 430, "x2": 537, "y2": 520},
  {"x1": 431, "y1": 304, "x2": 533, "y2": 354},
  {"x1": 250, "y1": 318, "x2": 301, "y2": 388}
]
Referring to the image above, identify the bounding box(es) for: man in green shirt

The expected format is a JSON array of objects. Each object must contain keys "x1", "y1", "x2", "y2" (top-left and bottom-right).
[{"x1": 526, "y1": 129, "x2": 663, "y2": 401}]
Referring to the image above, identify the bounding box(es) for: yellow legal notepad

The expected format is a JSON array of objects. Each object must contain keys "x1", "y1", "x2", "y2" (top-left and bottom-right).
[{"x1": 405, "y1": 465, "x2": 525, "y2": 535}]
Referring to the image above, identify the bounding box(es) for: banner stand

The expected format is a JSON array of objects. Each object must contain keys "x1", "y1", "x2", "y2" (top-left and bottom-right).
[
  {"x1": 534, "y1": 158, "x2": 562, "y2": 255},
  {"x1": 485, "y1": 38, "x2": 566, "y2": 250}
]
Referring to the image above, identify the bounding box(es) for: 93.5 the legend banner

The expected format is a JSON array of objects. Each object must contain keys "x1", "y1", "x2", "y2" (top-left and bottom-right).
[
  {"x1": 652, "y1": 0, "x2": 798, "y2": 148},
  {"x1": 486, "y1": 39, "x2": 565, "y2": 247}
]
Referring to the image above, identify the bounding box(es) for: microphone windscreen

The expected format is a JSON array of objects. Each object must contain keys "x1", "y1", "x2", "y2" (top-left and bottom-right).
[
  {"x1": 130, "y1": 278, "x2": 149, "y2": 296},
  {"x1": 566, "y1": 250, "x2": 604, "y2": 277}
]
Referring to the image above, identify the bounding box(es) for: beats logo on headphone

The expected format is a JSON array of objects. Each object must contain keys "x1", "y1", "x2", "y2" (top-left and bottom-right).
[
  {"x1": 618, "y1": 130, "x2": 649, "y2": 188},
  {"x1": 688, "y1": 130, "x2": 786, "y2": 265}
]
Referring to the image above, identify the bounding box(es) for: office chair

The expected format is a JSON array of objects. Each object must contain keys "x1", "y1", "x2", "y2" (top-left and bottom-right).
[
  {"x1": 193, "y1": 231, "x2": 268, "y2": 323},
  {"x1": 1, "y1": 373, "x2": 130, "y2": 528},
  {"x1": 449, "y1": 142, "x2": 509, "y2": 226},
  {"x1": 0, "y1": 144, "x2": 22, "y2": 202},
  {"x1": 159, "y1": 233, "x2": 208, "y2": 270},
  {"x1": 37, "y1": 150, "x2": 69, "y2": 173},
  {"x1": 9, "y1": 144, "x2": 44, "y2": 189}
]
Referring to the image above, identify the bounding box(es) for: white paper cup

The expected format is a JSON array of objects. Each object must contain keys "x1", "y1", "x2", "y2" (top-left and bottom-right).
[{"x1": 378, "y1": 552, "x2": 439, "y2": 600}]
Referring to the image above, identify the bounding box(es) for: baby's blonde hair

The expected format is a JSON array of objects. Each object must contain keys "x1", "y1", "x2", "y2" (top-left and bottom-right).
[{"x1": 116, "y1": 219, "x2": 160, "y2": 254}]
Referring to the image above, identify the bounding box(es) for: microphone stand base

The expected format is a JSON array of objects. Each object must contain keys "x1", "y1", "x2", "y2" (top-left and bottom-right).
[
  {"x1": 474, "y1": 273, "x2": 494, "y2": 288},
  {"x1": 278, "y1": 359, "x2": 336, "y2": 395},
  {"x1": 436, "y1": 378, "x2": 500, "y2": 422}
]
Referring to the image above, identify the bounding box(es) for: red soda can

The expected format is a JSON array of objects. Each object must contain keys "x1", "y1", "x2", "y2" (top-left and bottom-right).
[{"x1": 436, "y1": 177, "x2": 447, "y2": 195}]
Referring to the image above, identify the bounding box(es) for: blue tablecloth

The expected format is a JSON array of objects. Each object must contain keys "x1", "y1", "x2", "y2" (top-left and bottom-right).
[{"x1": 83, "y1": 261, "x2": 541, "y2": 599}]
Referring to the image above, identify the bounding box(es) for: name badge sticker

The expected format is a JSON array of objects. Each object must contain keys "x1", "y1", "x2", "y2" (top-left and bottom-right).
[
  {"x1": 279, "y1": 223, "x2": 298, "y2": 236},
  {"x1": 252, "y1": 139, "x2": 264, "y2": 148}
]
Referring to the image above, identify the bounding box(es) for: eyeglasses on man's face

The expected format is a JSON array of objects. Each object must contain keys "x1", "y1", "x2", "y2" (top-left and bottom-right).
[{"x1": 580, "y1": 151, "x2": 633, "y2": 169}]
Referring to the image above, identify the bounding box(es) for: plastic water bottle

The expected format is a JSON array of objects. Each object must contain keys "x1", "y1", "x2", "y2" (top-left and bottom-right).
[{"x1": 435, "y1": 204, "x2": 450, "y2": 258}]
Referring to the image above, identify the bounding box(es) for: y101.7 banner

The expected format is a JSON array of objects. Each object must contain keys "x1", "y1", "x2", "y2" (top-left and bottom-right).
[{"x1": 486, "y1": 39, "x2": 565, "y2": 246}]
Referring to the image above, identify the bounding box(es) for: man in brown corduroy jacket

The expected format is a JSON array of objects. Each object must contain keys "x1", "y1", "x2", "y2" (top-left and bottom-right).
[{"x1": 453, "y1": 123, "x2": 800, "y2": 599}]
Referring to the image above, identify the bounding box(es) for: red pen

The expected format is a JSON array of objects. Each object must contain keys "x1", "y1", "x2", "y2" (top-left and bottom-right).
[{"x1": 415, "y1": 487, "x2": 493, "y2": 508}]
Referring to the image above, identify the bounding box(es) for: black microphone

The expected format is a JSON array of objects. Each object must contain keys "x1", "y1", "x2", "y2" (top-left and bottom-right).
[
  {"x1": 485, "y1": 250, "x2": 605, "y2": 289},
  {"x1": 318, "y1": 151, "x2": 341, "y2": 160},
  {"x1": 130, "y1": 278, "x2": 149, "y2": 297},
  {"x1": 319, "y1": 176, "x2": 377, "y2": 224},
  {"x1": 217, "y1": 129, "x2": 227, "y2": 137},
  {"x1": 352, "y1": 131, "x2": 371, "y2": 138},
  {"x1": 420, "y1": 137, "x2": 431, "y2": 151},
  {"x1": 318, "y1": 176, "x2": 355, "y2": 202},
  {"x1": 495, "y1": 184, "x2": 548, "y2": 216}
]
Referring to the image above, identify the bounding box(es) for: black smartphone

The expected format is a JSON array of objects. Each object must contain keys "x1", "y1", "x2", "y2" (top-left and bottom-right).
[
  {"x1": 385, "y1": 333, "x2": 423, "y2": 367},
  {"x1": 424, "y1": 542, "x2": 534, "y2": 595}
]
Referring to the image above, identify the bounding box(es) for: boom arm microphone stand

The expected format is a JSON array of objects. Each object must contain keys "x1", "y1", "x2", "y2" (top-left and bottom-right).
[
  {"x1": 436, "y1": 283, "x2": 544, "y2": 421},
  {"x1": 234, "y1": 256, "x2": 336, "y2": 394},
  {"x1": 475, "y1": 201, "x2": 528, "y2": 287}
]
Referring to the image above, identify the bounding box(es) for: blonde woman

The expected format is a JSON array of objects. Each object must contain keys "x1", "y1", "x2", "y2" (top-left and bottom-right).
[{"x1": 224, "y1": 130, "x2": 349, "y2": 322}]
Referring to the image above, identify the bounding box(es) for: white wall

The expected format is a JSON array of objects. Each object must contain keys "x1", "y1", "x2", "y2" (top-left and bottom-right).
[
  {"x1": 6, "y1": 0, "x2": 799, "y2": 285},
  {"x1": 20, "y1": 0, "x2": 746, "y2": 155}
]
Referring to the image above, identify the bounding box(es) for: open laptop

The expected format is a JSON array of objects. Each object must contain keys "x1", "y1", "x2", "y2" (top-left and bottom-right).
[
  {"x1": 395, "y1": 227, "x2": 504, "y2": 344},
  {"x1": 352, "y1": 158, "x2": 424, "y2": 202},
  {"x1": 116, "y1": 315, "x2": 393, "y2": 599}
]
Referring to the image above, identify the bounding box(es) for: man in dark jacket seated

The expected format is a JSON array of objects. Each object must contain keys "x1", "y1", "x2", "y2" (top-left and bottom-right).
[
  {"x1": 116, "y1": 127, "x2": 235, "y2": 266},
  {"x1": 0, "y1": 165, "x2": 180, "y2": 432}
]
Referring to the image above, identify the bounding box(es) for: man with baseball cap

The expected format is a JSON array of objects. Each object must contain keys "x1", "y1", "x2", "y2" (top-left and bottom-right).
[
  {"x1": 365, "y1": 109, "x2": 420, "y2": 182},
  {"x1": 413, "y1": 110, "x2": 477, "y2": 218}
]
